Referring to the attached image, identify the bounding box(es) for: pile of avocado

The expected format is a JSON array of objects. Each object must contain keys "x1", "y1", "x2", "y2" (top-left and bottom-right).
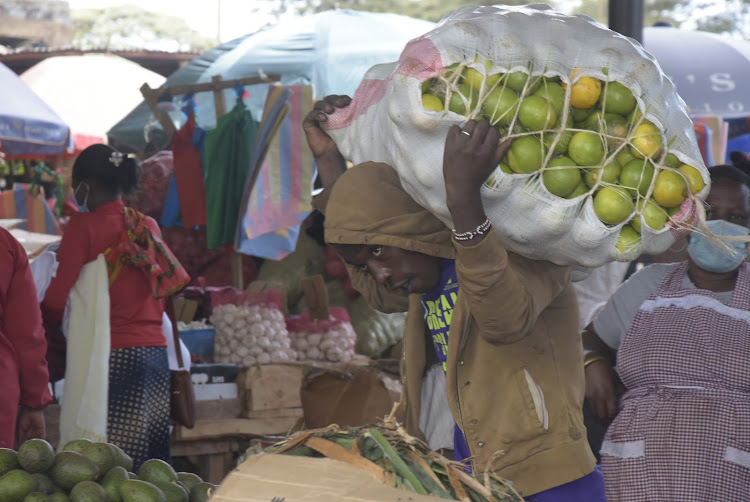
[{"x1": 0, "y1": 438, "x2": 218, "y2": 502}]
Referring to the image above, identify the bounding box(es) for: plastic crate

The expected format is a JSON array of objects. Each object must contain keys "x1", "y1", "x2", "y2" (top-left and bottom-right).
[{"x1": 179, "y1": 328, "x2": 215, "y2": 357}]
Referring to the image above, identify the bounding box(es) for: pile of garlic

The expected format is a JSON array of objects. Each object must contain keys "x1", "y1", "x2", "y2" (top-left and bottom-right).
[
  {"x1": 210, "y1": 303, "x2": 297, "y2": 366},
  {"x1": 177, "y1": 318, "x2": 211, "y2": 331},
  {"x1": 287, "y1": 315, "x2": 357, "y2": 363}
]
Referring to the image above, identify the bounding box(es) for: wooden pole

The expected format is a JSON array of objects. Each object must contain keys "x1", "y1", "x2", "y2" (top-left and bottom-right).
[
  {"x1": 139, "y1": 74, "x2": 281, "y2": 143},
  {"x1": 140, "y1": 82, "x2": 177, "y2": 138}
]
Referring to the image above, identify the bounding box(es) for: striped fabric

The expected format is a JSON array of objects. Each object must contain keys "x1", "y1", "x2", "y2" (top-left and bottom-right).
[
  {"x1": 601, "y1": 261, "x2": 750, "y2": 501},
  {"x1": 0, "y1": 184, "x2": 60, "y2": 235},
  {"x1": 237, "y1": 85, "x2": 314, "y2": 260}
]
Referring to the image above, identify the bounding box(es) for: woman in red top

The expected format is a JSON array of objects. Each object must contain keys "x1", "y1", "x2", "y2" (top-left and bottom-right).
[
  {"x1": 0, "y1": 227, "x2": 52, "y2": 448},
  {"x1": 42, "y1": 144, "x2": 189, "y2": 469}
]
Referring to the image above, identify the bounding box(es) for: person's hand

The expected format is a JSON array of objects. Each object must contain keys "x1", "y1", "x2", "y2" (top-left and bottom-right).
[
  {"x1": 303, "y1": 95, "x2": 351, "y2": 160},
  {"x1": 16, "y1": 407, "x2": 46, "y2": 445},
  {"x1": 443, "y1": 119, "x2": 512, "y2": 205},
  {"x1": 303, "y1": 95, "x2": 351, "y2": 188},
  {"x1": 584, "y1": 359, "x2": 625, "y2": 423}
]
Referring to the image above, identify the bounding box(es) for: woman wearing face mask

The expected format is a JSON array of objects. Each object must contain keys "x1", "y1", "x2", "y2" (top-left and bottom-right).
[
  {"x1": 41, "y1": 144, "x2": 188, "y2": 469},
  {"x1": 583, "y1": 164, "x2": 750, "y2": 501}
]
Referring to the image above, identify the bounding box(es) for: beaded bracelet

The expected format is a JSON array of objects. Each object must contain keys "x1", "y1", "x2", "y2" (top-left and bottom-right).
[{"x1": 452, "y1": 217, "x2": 492, "y2": 241}]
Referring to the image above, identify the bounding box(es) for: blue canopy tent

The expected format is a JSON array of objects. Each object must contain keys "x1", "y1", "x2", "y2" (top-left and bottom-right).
[
  {"x1": 0, "y1": 62, "x2": 70, "y2": 156},
  {"x1": 107, "y1": 10, "x2": 435, "y2": 151}
]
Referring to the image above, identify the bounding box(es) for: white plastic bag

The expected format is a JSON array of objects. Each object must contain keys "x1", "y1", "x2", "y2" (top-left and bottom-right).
[{"x1": 324, "y1": 4, "x2": 709, "y2": 267}]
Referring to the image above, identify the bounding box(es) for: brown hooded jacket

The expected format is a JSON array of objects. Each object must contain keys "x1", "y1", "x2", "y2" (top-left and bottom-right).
[{"x1": 316, "y1": 162, "x2": 596, "y2": 496}]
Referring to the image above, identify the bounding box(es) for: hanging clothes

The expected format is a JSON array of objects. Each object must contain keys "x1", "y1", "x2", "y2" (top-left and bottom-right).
[
  {"x1": 203, "y1": 99, "x2": 259, "y2": 250},
  {"x1": 237, "y1": 85, "x2": 315, "y2": 260},
  {"x1": 171, "y1": 110, "x2": 207, "y2": 227}
]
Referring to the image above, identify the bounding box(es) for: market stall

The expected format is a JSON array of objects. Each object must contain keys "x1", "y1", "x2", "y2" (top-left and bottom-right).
[
  {"x1": 0, "y1": 62, "x2": 70, "y2": 157},
  {"x1": 17, "y1": 4, "x2": 735, "y2": 500},
  {"x1": 20, "y1": 54, "x2": 166, "y2": 154},
  {"x1": 642, "y1": 25, "x2": 750, "y2": 165}
]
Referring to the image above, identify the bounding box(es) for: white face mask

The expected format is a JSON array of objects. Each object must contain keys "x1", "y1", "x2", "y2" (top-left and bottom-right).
[
  {"x1": 687, "y1": 219, "x2": 750, "y2": 273},
  {"x1": 73, "y1": 182, "x2": 90, "y2": 212}
]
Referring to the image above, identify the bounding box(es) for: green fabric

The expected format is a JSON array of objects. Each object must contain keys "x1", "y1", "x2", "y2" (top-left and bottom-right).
[{"x1": 203, "y1": 100, "x2": 259, "y2": 249}]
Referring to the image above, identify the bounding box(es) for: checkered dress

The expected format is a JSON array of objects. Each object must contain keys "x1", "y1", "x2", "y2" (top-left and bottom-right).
[{"x1": 601, "y1": 262, "x2": 750, "y2": 501}]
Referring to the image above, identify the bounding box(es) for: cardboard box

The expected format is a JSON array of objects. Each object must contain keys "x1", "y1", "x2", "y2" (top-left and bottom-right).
[
  {"x1": 210, "y1": 454, "x2": 446, "y2": 502},
  {"x1": 301, "y1": 368, "x2": 401, "y2": 429},
  {"x1": 240, "y1": 364, "x2": 303, "y2": 411}
]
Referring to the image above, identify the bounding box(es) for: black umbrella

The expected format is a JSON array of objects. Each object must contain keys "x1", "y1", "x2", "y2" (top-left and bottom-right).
[{"x1": 643, "y1": 26, "x2": 750, "y2": 118}]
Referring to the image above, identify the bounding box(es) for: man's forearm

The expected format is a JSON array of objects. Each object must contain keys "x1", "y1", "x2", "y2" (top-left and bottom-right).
[{"x1": 317, "y1": 151, "x2": 347, "y2": 189}]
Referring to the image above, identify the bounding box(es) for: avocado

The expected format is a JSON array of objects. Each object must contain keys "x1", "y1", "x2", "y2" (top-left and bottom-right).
[
  {"x1": 127, "y1": 472, "x2": 138, "y2": 480},
  {"x1": 119, "y1": 479, "x2": 166, "y2": 502},
  {"x1": 79, "y1": 443, "x2": 116, "y2": 478},
  {"x1": 174, "y1": 473, "x2": 201, "y2": 493},
  {"x1": 108, "y1": 445, "x2": 133, "y2": 472},
  {"x1": 62, "y1": 440, "x2": 92, "y2": 454},
  {"x1": 188, "y1": 483, "x2": 215, "y2": 502},
  {"x1": 152, "y1": 481, "x2": 188, "y2": 502},
  {"x1": 48, "y1": 492, "x2": 70, "y2": 502},
  {"x1": 23, "y1": 492, "x2": 50, "y2": 502},
  {"x1": 69, "y1": 480, "x2": 107, "y2": 502},
  {"x1": 30, "y1": 473, "x2": 55, "y2": 494},
  {"x1": 0, "y1": 469, "x2": 36, "y2": 502},
  {"x1": 136, "y1": 459, "x2": 176, "y2": 484},
  {"x1": 100, "y1": 466, "x2": 128, "y2": 502},
  {"x1": 49, "y1": 452, "x2": 100, "y2": 491},
  {"x1": 0, "y1": 448, "x2": 20, "y2": 476},
  {"x1": 18, "y1": 439, "x2": 56, "y2": 474}
]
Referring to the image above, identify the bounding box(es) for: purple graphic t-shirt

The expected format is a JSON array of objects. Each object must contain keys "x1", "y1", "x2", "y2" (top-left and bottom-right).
[{"x1": 420, "y1": 259, "x2": 470, "y2": 462}]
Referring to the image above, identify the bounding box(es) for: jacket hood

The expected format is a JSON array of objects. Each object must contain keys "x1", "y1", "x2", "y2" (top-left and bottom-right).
[{"x1": 322, "y1": 162, "x2": 455, "y2": 259}]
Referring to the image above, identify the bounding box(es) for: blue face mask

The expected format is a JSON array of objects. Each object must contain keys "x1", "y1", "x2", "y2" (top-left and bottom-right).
[
  {"x1": 687, "y1": 219, "x2": 749, "y2": 273},
  {"x1": 73, "y1": 182, "x2": 89, "y2": 213}
]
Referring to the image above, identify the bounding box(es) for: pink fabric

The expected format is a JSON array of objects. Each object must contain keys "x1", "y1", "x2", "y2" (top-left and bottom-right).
[
  {"x1": 326, "y1": 37, "x2": 444, "y2": 131},
  {"x1": 602, "y1": 261, "x2": 750, "y2": 501},
  {"x1": 395, "y1": 36, "x2": 445, "y2": 80}
]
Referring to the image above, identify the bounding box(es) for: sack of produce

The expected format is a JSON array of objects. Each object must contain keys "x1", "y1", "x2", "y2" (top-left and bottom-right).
[
  {"x1": 287, "y1": 308, "x2": 357, "y2": 363},
  {"x1": 209, "y1": 288, "x2": 297, "y2": 365},
  {"x1": 323, "y1": 4, "x2": 710, "y2": 267},
  {"x1": 287, "y1": 275, "x2": 357, "y2": 363}
]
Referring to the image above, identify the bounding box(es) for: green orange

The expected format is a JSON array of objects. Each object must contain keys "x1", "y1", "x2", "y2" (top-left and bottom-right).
[
  {"x1": 620, "y1": 158, "x2": 655, "y2": 197},
  {"x1": 483, "y1": 87, "x2": 520, "y2": 126},
  {"x1": 507, "y1": 135, "x2": 546, "y2": 174},
  {"x1": 542, "y1": 156, "x2": 582, "y2": 197},
  {"x1": 616, "y1": 225, "x2": 641, "y2": 253},
  {"x1": 593, "y1": 186, "x2": 634, "y2": 225},
  {"x1": 568, "y1": 131, "x2": 606, "y2": 166},
  {"x1": 422, "y1": 93, "x2": 443, "y2": 111},
  {"x1": 519, "y1": 95, "x2": 558, "y2": 131},
  {"x1": 602, "y1": 81, "x2": 637, "y2": 116}
]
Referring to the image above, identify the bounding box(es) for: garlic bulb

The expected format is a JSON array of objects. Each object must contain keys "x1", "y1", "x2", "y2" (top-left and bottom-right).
[{"x1": 211, "y1": 303, "x2": 296, "y2": 367}]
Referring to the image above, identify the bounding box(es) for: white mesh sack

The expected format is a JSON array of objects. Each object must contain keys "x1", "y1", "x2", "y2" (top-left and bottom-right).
[{"x1": 323, "y1": 4, "x2": 710, "y2": 268}]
